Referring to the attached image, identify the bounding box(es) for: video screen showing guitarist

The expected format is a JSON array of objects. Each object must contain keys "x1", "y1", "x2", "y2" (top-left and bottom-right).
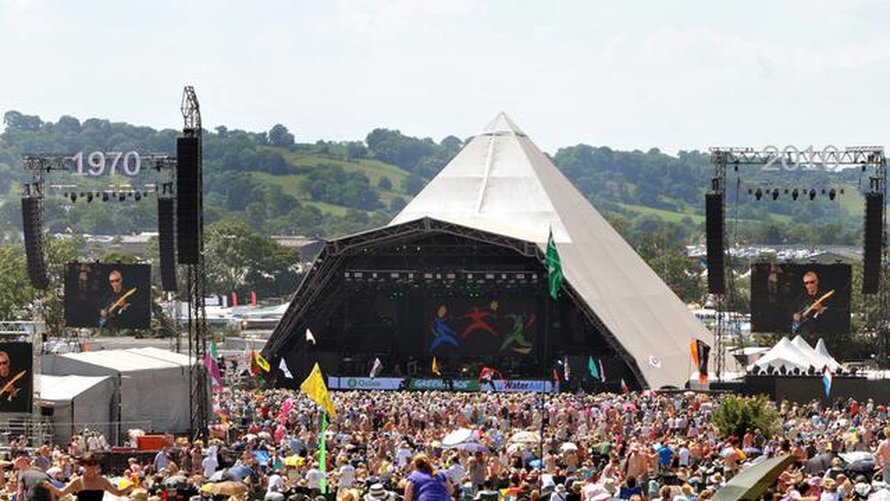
[
  {"x1": 99, "y1": 269, "x2": 136, "y2": 329},
  {"x1": 791, "y1": 270, "x2": 839, "y2": 336},
  {"x1": 0, "y1": 343, "x2": 33, "y2": 413}
]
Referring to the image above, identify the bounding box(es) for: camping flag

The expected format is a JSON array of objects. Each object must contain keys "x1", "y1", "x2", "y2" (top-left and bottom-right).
[
  {"x1": 279, "y1": 397, "x2": 294, "y2": 425},
  {"x1": 250, "y1": 291, "x2": 257, "y2": 306},
  {"x1": 231, "y1": 292, "x2": 238, "y2": 307},
  {"x1": 279, "y1": 357, "x2": 294, "y2": 379},
  {"x1": 369, "y1": 358, "x2": 383, "y2": 379},
  {"x1": 305, "y1": 329, "x2": 317, "y2": 345},
  {"x1": 546, "y1": 228, "x2": 563, "y2": 300},
  {"x1": 690, "y1": 339, "x2": 711, "y2": 384},
  {"x1": 300, "y1": 362, "x2": 337, "y2": 418},
  {"x1": 563, "y1": 355, "x2": 571, "y2": 381},
  {"x1": 252, "y1": 351, "x2": 271, "y2": 372},
  {"x1": 598, "y1": 359, "x2": 606, "y2": 382},
  {"x1": 620, "y1": 378, "x2": 630, "y2": 393},
  {"x1": 588, "y1": 356, "x2": 600, "y2": 381},
  {"x1": 432, "y1": 356, "x2": 441, "y2": 376},
  {"x1": 823, "y1": 366, "x2": 833, "y2": 399},
  {"x1": 204, "y1": 339, "x2": 222, "y2": 386}
]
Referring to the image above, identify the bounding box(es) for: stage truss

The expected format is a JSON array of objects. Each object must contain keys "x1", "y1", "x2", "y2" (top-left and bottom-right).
[{"x1": 709, "y1": 146, "x2": 888, "y2": 374}]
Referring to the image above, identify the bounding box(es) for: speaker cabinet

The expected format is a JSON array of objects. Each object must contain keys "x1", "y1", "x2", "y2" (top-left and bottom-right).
[
  {"x1": 158, "y1": 198, "x2": 178, "y2": 291},
  {"x1": 705, "y1": 193, "x2": 725, "y2": 294},
  {"x1": 176, "y1": 137, "x2": 200, "y2": 264},
  {"x1": 21, "y1": 197, "x2": 49, "y2": 289},
  {"x1": 863, "y1": 192, "x2": 883, "y2": 294}
]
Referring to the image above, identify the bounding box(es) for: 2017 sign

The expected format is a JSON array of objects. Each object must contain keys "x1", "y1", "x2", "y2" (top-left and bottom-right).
[{"x1": 71, "y1": 151, "x2": 142, "y2": 176}]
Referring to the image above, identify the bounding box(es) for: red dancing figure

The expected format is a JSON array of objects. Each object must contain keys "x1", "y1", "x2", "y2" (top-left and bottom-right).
[{"x1": 461, "y1": 307, "x2": 499, "y2": 338}]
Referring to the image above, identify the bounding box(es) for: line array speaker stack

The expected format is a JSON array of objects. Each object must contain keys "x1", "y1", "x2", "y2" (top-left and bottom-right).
[
  {"x1": 176, "y1": 137, "x2": 200, "y2": 265},
  {"x1": 158, "y1": 197, "x2": 178, "y2": 291},
  {"x1": 705, "y1": 193, "x2": 725, "y2": 294},
  {"x1": 863, "y1": 192, "x2": 883, "y2": 294},
  {"x1": 21, "y1": 197, "x2": 49, "y2": 289}
]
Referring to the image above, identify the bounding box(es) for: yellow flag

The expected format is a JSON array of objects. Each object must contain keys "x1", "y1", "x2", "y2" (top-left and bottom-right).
[
  {"x1": 432, "y1": 356, "x2": 441, "y2": 376},
  {"x1": 253, "y1": 351, "x2": 270, "y2": 372},
  {"x1": 300, "y1": 363, "x2": 337, "y2": 418}
]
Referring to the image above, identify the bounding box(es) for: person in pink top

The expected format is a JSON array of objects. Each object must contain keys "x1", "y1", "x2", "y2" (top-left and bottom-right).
[{"x1": 876, "y1": 427, "x2": 890, "y2": 482}]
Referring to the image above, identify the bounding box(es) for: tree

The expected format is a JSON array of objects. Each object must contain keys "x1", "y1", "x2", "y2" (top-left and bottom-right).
[
  {"x1": 268, "y1": 124, "x2": 295, "y2": 147},
  {"x1": 377, "y1": 176, "x2": 393, "y2": 190},
  {"x1": 3, "y1": 111, "x2": 43, "y2": 131},
  {"x1": 712, "y1": 394, "x2": 781, "y2": 438},
  {"x1": 0, "y1": 244, "x2": 34, "y2": 320},
  {"x1": 402, "y1": 175, "x2": 425, "y2": 196}
]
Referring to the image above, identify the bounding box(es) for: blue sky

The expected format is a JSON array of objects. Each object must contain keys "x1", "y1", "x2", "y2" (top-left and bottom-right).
[{"x1": 3, "y1": 0, "x2": 890, "y2": 153}]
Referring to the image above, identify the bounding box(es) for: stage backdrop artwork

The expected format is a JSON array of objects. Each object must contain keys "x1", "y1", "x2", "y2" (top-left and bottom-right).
[
  {"x1": 64, "y1": 263, "x2": 151, "y2": 330},
  {"x1": 0, "y1": 342, "x2": 33, "y2": 413},
  {"x1": 426, "y1": 298, "x2": 537, "y2": 357},
  {"x1": 750, "y1": 263, "x2": 851, "y2": 335}
]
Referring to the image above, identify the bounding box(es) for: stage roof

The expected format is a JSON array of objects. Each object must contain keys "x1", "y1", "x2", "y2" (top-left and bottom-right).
[{"x1": 390, "y1": 113, "x2": 713, "y2": 388}]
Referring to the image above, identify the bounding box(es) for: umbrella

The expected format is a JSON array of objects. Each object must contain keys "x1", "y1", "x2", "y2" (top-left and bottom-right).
[
  {"x1": 452, "y1": 442, "x2": 489, "y2": 453},
  {"x1": 442, "y1": 428, "x2": 474, "y2": 447},
  {"x1": 508, "y1": 431, "x2": 541, "y2": 445},
  {"x1": 560, "y1": 442, "x2": 578, "y2": 453},
  {"x1": 283, "y1": 455, "x2": 303, "y2": 467},
  {"x1": 840, "y1": 451, "x2": 875, "y2": 472},
  {"x1": 712, "y1": 453, "x2": 795, "y2": 501}
]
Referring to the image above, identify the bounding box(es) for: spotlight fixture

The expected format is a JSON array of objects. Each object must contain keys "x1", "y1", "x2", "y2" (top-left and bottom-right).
[
  {"x1": 118, "y1": 192, "x2": 126, "y2": 202},
  {"x1": 771, "y1": 188, "x2": 780, "y2": 201},
  {"x1": 134, "y1": 192, "x2": 142, "y2": 201},
  {"x1": 791, "y1": 188, "x2": 799, "y2": 201},
  {"x1": 102, "y1": 192, "x2": 109, "y2": 202},
  {"x1": 828, "y1": 188, "x2": 837, "y2": 201},
  {"x1": 86, "y1": 192, "x2": 93, "y2": 203},
  {"x1": 809, "y1": 189, "x2": 817, "y2": 201},
  {"x1": 754, "y1": 188, "x2": 763, "y2": 201},
  {"x1": 69, "y1": 192, "x2": 77, "y2": 203}
]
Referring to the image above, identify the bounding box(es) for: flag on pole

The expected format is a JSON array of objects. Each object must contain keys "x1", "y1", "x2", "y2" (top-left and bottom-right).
[
  {"x1": 369, "y1": 358, "x2": 383, "y2": 379},
  {"x1": 305, "y1": 329, "x2": 317, "y2": 345},
  {"x1": 319, "y1": 412, "x2": 329, "y2": 494},
  {"x1": 204, "y1": 339, "x2": 222, "y2": 386},
  {"x1": 551, "y1": 368, "x2": 561, "y2": 390},
  {"x1": 563, "y1": 355, "x2": 571, "y2": 381},
  {"x1": 546, "y1": 228, "x2": 563, "y2": 300},
  {"x1": 823, "y1": 366, "x2": 833, "y2": 399},
  {"x1": 690, "y1": 339, "x2": 711, "y2": 384},
  {"x1": 279, "y1": 357, "x2": 294, "y2": 379},
  {"x1": 588, "y1": 356, "x2": 600, "y2": 381},
  {"x1": 250, "y1": 291, "x2": 257, "y2": 306},
  {"x1": 620, "y1": 378, "x2": 630, "y2": 393},
  {"x1": 279, "y1": 397, "x2": 294, "y2": 425},
  {"x1": 598, "y1": 359, "x2": 606, "y2": 382},
  {"x1": 432, "y1": 357, "x2": 441, "y2": 376},
  {"x1": 300, "y1": 362, "x2": 337, "y2": 418},
  {"x1": 252, "y1": 351, "x2": 270, "y2": 372},
  {"x1": 231, "y1": 292, "x2": 238, "y2": 307}
]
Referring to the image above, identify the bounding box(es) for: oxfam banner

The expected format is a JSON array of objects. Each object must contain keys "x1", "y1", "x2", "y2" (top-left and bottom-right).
[{"x1": 327, "y1": 377, "x2": 403, "y2": 390}]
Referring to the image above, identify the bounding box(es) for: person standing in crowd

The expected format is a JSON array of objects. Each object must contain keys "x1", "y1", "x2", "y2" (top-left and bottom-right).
[
  {"x1": 404, "y1": 454, "x2": 453, "y2": 501},
  {"x1": 48, "y1": 453, "x2": 134, "y2": 501}
]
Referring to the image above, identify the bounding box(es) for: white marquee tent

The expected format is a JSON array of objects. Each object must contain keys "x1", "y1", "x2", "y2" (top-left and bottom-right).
[
  {"x1": 43, "y1": 348, "x2": 191, "y2": 438},
  {"x1": 37, "y1": 374, "x2": 114, "y2": 445}
]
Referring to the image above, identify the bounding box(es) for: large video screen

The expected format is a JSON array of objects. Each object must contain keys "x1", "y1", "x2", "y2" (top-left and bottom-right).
[
  {"x1": 0, "y1": 342, "x2": 33, "y2": 413},
  {"x1": 64, "y1": 263, "x2": 151, "y2": 329},
  {"x1": 750, "y1": 263, "x2": 851, "y2": 335},
  {"x1": 425, "y1": 297, "x2": 539, "y2": 357}
]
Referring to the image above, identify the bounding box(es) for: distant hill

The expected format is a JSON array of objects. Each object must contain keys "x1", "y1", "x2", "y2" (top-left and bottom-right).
[{"x1": 0, "y1": 111, "x2": 866, "y2": 248}]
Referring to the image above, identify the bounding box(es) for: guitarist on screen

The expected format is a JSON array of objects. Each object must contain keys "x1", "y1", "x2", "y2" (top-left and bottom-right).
[
  {"x1": 99, "y1": 269, "x2": 136, "y2": 329},
  {"x1": 791, "y1": 271, "x2": 834, "y2": 335}
]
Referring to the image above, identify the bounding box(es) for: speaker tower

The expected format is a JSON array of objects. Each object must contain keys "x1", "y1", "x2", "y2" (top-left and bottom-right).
[
  {"x1": 21, "y1": 197, "x2": 49, "y2": 290},
  {"x1": 863, "y1": 192, "x2": 883, "y2": 294},
  {"x1": 705, "y1": 193, "x2": 725, "y2": 294}
]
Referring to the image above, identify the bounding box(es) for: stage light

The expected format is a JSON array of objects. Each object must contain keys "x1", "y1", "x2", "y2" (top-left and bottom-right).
[
  {"x1": 791, "y1": 189, "x2": 799, "y2": 201},
  {"x1": 102, "y1": 192, "x2": 109, "y2": 202},
  {"x1": 69, "y1": 193, "x2": 77, "y2": 203},
  {"x1": 86, "y1": 192, "x2": 93, "y2": 203},
  {"x1": 771, "y1": 189, "x2": 780, "y2": 201},
  {"x1": 828, "y1": 188, "x2": 837, "y2": 201},
  {"x1": 134, "y1": 192, "x2": 142, "y2": 201},
  {"x1": 809, "y1": 189, "x2": 817, "y2": 201},
  {"x1": 754, "y1": 188, "x2": 763, "y2": 201},
  {"x1": 119, "y1": 192, "x2": 126, "y2": 202}
]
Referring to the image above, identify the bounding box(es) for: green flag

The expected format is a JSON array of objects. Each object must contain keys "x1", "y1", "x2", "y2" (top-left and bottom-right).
[
  {"x1": 546, "y1": 228, "x2": 563, "y2": 300},
  {"x1": 319, "y1": 412, "x2": 328, "y2": 494}
]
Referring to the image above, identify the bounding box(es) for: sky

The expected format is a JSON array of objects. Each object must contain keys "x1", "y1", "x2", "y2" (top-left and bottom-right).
[{"x1": 3, "y1": 0, "x2": 890, "y2": 154}]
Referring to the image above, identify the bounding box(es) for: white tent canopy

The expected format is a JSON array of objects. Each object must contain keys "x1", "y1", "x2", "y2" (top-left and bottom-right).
[
  {"x1": 814, "y1": 338, "x2": 841, "y2": 370},
  {"x1": 753, "y1": 337, "x2": 812, "y2": 372},
  {"x1": 790, "y1": 336, "x2": 833, "y2": 370},
  {"x1": 38, "y1": 374, "x2": 114, "y2": 445},
  {"x1": 390, "y1": 113, "x2": 712, "y2": 388},
  {"x1": 43, "y1": 348, "x2": 191, "y2": 437}
]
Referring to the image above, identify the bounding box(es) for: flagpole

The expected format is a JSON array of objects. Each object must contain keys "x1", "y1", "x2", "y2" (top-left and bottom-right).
[{"x1": 320, "y1": 411, "x2": 328, "y2": 494}]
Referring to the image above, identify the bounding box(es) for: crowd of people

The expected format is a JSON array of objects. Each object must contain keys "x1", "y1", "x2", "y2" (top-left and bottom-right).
[{"x1": 7, "y1": 389, "x2": 890, "y2": 501}]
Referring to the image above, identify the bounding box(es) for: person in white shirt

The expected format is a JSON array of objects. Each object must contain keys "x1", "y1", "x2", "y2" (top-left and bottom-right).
[
  {"x1": 338, "y1": 461, "x2": 356, "y2": 489},
  {"x1": 265, "y1": 471, "x2": 286, "y2": 501},
  {"x1": 445, "y1": 456, "x2": 465, "y2": 486},
  {"x1": 306, "y1": 462, "x2": 324, "y2": 493}
]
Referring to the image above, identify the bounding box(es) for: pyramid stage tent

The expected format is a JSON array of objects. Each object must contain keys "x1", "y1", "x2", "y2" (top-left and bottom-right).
[{"x1": 264, "y1": 114, "x2": 713, "y2": 389}]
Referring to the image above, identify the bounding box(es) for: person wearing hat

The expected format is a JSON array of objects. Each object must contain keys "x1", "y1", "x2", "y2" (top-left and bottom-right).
[
  {"x1": 48, "y1": 453, "x2": 135, "y2": 501},
  {"x1": 15, "y1": 452, "x2": 53, "y2": 501},
  {"x1": 363, "y1": 484, "x2": 397, "y2": 501},
  {"x1": 550, "y1": 483, "x2": 567, "y2": 501}
]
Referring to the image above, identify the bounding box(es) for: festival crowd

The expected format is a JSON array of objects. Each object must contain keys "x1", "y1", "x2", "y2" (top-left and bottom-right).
[{"x1": 7, "y1": 389, "x2": 890, "y2": 501}]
